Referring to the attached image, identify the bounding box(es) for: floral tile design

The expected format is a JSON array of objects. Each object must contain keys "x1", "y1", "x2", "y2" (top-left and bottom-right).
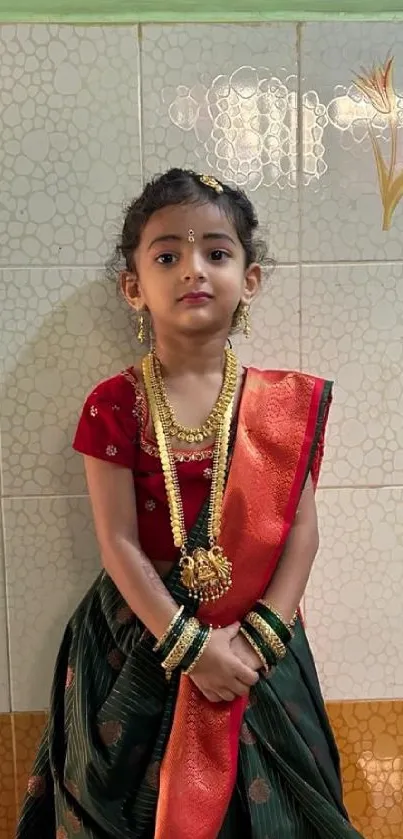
[
  {"x1": 141, "y1": 24, "x2": 299, "y2": 261},
  {"x1": 301, "y1": 22, "x2": 403, "y2": 261}
]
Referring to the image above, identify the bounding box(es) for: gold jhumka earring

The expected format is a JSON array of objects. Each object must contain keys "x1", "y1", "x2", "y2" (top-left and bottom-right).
[{"x1": 137, "y1": 312, "x2": 145, "y2": 344}]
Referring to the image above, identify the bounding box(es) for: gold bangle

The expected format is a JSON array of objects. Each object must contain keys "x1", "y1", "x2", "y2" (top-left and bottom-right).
[
  {"x1": 184, "y1": 625, "x2": 213, "y2": 675},
  {"x1": 239, "y1": 626, "x2": 269, "y2": 675},
  {"x1": 162, "y1": 618, "x2": 200, "y2": 673},
  {"x1": 153, "y1": 605, "x2": 184, "y2": 652},
  {"x1": 258, "y1": 600, "x2": 297, "y2": 632},
  {"x1": 246, "y1": 612, "x2": 287, "y2": 661}
]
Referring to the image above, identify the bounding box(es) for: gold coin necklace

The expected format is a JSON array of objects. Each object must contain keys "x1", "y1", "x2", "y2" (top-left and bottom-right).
[
  {"x1": 152, "y1": 347, "x2": 238, "y2": 443},
  {"x1": 142, "y1": 352, "x2": 235, "y2": 602}
]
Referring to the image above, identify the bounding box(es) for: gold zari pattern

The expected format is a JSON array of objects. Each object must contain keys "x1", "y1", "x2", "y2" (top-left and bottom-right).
[
  {"x1": 246, "y1": 612, "x2": 287, "y2": 660},
  {"x1": 142, "y1": 352, "x2": 235, "y2": 603}
]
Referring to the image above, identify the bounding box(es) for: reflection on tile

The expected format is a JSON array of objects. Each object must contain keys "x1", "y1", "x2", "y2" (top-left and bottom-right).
[
  {"x1": 328, "y1": 701, "x2": 403, "y2": 839},
  {"x1": 0, "y1": 715, "x2": 17, "y2": 839},
  {"x1": 0, "y1": 268, "x2": 135, "y2": 496},
  {"x1": 306, "y1": 488, "x2": 403, "y2": 701},
  {"x1": 141, "y1": 24, "x2": 298, "y2": 261},
  {"x1": 301, "y1": 22, "x2": 403, "y2": 261},
  {"x1": 301, "y1": 264, "x2": 403, "y2": 487},
  {"x1": 13, "y1": 712, "x2": 47, "y2": 809},
  {"x1": 233, "y1": 266, "x2": 299, "y2": 370},
  {"x1": 0, "y1": 24, "x2": 140, "y2": 265},
  {"x1": 4, "y1": 496, "x2": 99, "y2": 711},
  {"x1": 0, "y1": 516, "x2": 10, "y2": 713}
]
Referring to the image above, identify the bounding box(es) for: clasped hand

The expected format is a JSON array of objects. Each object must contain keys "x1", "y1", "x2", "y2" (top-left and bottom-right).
[{"x1": 189, "y1": 622, "x2": 263, "y2": 703}]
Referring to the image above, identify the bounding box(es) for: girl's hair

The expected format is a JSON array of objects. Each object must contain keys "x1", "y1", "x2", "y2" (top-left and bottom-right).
[{"x1": 106, "y1": 168, "x2": 274, "y2": 281}]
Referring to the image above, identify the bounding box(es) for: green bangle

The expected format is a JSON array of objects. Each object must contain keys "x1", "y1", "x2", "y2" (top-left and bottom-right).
[
  {"x1": 157, "y1": 612, "x2": 188, "y2": 660},
  {"x1": 254, "y1": 602, "x2": 292, "y2": 646},
  {"x1": 181, "y1": 624, "x2": 210, "y2": 673},
  {"x1": 241, "y1": 620, "x2": 278, "y2": 668}
]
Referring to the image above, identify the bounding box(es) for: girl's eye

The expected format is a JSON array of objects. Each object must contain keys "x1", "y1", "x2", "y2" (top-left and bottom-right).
[
  {"x1": 210, "y1": 249, "x2": 229, "y2": 261},
  {"x1": 156, "y1": 253, "x2": 177, "y2": 265}
]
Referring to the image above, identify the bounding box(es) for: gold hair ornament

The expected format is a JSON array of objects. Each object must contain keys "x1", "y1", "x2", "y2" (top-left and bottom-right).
[{"x1": 198, "y1": 174, "x2": 224, "y2": 194}]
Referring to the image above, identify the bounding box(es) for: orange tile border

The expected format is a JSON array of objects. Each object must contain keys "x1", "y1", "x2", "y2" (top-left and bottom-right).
[
  {"x1": 327, "y1": 700, "x2": 403, "y2": 839},
  {"x1": 12, "y1": 712, "x2": 47, "y2": 812},
  {"x1": 0, "y1": 714, "x2": 18, "y2": 839},
  {"x1": 1, "y1": 702, "x2": 403, "y2": 839}
]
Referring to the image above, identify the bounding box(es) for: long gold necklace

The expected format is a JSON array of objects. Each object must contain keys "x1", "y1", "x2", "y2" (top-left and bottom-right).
[
  {"x1": 142, "y1": 352, "x2": 235, "y2": 602},
  {"x1": 152, "y1": 347, "x2": 238, "y2": 443}
]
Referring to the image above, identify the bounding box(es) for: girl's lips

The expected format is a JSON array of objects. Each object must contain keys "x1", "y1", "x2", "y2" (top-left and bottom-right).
[{"x1": 179, "y1": 292, "x2": 212, "y2": 302}]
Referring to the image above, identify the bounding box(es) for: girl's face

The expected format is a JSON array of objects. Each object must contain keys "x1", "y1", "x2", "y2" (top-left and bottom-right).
[{"x1": 121, "y1": 201, "x2": 261, "y2": 340}]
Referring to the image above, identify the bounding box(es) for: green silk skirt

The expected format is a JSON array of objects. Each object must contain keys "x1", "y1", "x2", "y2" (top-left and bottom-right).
[{"x1": 16, "y1": 501, "x2": 365, "y2": 839}]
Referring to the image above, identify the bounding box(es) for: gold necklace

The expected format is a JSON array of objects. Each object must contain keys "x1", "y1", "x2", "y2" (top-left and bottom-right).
[
  {"x1": 152, "y1": 347, "x2": 238, "y2": 443},
  {"x1": 142, "y1": 352, "x2": 234, "y2": 602}
]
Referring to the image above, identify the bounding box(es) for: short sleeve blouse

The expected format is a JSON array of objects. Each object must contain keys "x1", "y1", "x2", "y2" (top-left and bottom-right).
[
  {"x1": 73, "y1": 369, "x2": 214, "y2": 564},
  {"x1": 73, "y1": 373, "x2": 139, "y2": 469}
]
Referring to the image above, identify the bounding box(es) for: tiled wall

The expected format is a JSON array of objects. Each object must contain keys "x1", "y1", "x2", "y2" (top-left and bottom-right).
[{"x1": 0, "y1": 20, "x2": 402, "y2": 839}]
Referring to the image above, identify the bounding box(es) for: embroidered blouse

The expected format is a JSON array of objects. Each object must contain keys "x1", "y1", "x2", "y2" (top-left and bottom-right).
[{"x1": 73, "y1": 369, "x2": 213, "y2": 564}]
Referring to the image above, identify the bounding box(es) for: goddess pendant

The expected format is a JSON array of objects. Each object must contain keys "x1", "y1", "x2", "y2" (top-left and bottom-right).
[{"x1": 179, "y1": 545, "x2": 232, "y2": 602}]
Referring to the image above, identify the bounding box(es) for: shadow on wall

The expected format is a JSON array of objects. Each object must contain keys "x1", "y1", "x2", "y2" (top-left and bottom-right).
[{"x1": 1, "y1": 271, "x2": 143, "y2": 709}]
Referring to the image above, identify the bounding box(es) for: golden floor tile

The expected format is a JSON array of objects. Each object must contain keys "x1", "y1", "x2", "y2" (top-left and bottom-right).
[
  {"x1": 327, "y1": 700, "x2": 403, "y2": 838},
  {"x1": 0, "y1": 714, "x2": 17, "y2": 839},
  {"x1": 12, "y1": 712, "x2": 47, "y2": 812}
]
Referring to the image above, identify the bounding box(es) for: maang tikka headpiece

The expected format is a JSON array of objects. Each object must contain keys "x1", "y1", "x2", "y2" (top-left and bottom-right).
[{"x1": 198, "y1": 174, "x2": 224, "y2": 194}]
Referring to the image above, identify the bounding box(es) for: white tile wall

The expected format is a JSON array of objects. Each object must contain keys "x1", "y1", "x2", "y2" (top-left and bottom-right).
[
  {"x1": 0, "y1": 21, "x2": 402, "y2": 710},
  {"x1": 306, "y1": 488, "x2": 403, "y2": 700}
]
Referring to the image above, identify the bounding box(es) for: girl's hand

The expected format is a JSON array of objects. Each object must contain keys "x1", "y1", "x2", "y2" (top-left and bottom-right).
[
  {"x1": 230, "y1": 632, "x2": 264, "y2": 673},
  {"x1": 189, "y1": 623, "x2": 259, "y2": 703}
]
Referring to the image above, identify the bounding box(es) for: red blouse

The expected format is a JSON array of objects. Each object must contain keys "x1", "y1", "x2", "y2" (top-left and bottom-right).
[{"x1": 73, "y1": 369, "x2": 214, "y2": 563}]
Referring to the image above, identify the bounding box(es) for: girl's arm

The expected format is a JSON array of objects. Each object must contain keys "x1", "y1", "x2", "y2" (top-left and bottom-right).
[
  {"x1": 232, "y1": 473, "x2": 319, "y2": 670},
  {"x1": 84, "y1": 455, "x2": 258, "y2": 701},
  {"x1": 84, "y1": 455, "x2": 178, "y2": 639},
  {"x1": 260, "y1": 473, "x2": 319, "y2": 624}
]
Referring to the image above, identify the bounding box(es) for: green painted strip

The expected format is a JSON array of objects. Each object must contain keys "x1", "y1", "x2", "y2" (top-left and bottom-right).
[{"x1": 0, "y1": 0, "x2": 403, "y2": 24}]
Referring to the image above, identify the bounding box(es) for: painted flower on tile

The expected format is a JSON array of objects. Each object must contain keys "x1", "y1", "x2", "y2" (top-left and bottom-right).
[
  {"x1": 352, "y1": 57, "x2": 403, "y2": 230},
  {"x1": 354, "y1": 57, "x2": 396, "y2": 117}
]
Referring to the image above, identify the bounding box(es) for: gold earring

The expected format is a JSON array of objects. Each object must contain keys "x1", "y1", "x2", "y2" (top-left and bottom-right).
[
  {"x1": 137, "y1": 312, "x2": 145, "y2": 344},
  {"x1": 240, "y1": 303, "x2": 251, "y2": 338}
]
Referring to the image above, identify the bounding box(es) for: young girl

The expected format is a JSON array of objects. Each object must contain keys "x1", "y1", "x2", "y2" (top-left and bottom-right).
[{"x1": 17, "y1": 169, "x2": 365, "y2": 839}]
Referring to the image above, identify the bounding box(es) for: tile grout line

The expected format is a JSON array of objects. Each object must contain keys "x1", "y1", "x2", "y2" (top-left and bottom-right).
[
  {"x1": 137, "y1": 23, "x2": 145, "y2": 190},
  {"x1": 1, "y1": 259, "x2": 403, "y2": 272},
  {"x1": 296, "y1": 21, "x2": 303, "y2": 376},
  {"x1": 2, "y1": 484, "x2": 403, "y2": 502}
]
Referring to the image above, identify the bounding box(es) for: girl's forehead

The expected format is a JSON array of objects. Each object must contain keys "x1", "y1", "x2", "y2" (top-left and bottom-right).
[{"x1": 141, "y1": 201, "x2": 238, "y2": 240}]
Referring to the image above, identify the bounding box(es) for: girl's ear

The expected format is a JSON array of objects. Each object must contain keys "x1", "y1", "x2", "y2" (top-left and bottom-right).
[{"x1": 120, "y1": 271, "x2": 144, "y2": 311}]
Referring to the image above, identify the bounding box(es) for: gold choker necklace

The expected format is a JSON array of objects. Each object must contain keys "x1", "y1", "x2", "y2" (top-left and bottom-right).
[
  {"x1": 142, "y1": 352, "x2": 234, "y2": 602},
  {"x1": 152, "y1": 348, "x2": 238, "y2": 443}
]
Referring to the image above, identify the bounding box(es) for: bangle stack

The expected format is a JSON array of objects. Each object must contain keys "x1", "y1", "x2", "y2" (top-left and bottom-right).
[
  {"x1": 154, "y1": 607, "x2": 212, "y2": 679},
  {"x1": 241, "y1": 601, "x2": 296, "y2": 672}
]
